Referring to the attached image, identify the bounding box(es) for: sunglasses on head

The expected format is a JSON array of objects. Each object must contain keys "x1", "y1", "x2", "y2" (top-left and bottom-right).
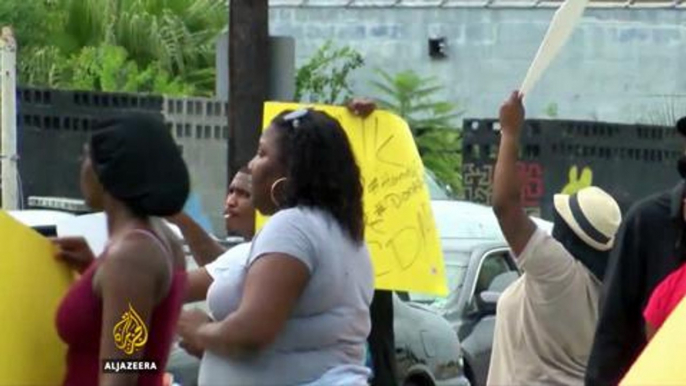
[{"x1": 282, "y1": 109, "x2": 310, "y2": 129}]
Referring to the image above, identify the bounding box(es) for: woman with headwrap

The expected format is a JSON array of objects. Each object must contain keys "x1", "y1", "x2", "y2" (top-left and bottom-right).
[
  {"x1": 487, "y1": 92, "x2": 622, "y2": 385},
  {"x1": 53, "y1": 113, "x2": 190, "y2": 386}
]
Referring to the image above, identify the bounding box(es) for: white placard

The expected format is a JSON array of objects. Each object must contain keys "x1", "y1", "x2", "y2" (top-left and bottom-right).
[{"x1": 520, "y1": 0, "x2": 589, "y2": 96}]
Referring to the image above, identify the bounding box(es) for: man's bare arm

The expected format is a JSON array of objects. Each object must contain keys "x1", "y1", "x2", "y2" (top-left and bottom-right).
[
  {"x1": 169, "y1": 213, "x2": 226, "y2": 266},
  {"x1": 492, "y1": 92, "x2": 536, "y2": 256}
]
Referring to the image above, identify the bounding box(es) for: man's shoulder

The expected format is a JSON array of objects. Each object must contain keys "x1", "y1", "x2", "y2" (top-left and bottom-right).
[
  {"x1": 268, "y1": 206, "x2": 323, "y2": 225},
  {"x1": 229, "y1": 241, "x2": 252, "y2": 253},
  {"x1": 625, "y1": 186, "x2": 678, "y2": 221},
  {"x1": 209, "y1": 241, "x2": 252, "y2": 270},
  {"x1": 518, "y1": 228, "x2": 573, "y2": 268},
  {"x1": 216, "y1": 241, "x2": 252, "y2": 260}
]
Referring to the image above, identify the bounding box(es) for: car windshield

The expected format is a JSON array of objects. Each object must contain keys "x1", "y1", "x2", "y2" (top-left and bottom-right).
[
  {"x1": 424, "y1": 169, "x2": 452, "y2": 200},
  {"x1": 408, "y1": 250, "x2": 470, "y2": 308}
]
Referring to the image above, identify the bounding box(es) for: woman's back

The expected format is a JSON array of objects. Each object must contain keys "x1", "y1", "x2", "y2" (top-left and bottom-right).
[{"x1": 201, "y1": 207, "x2": 374, "y2": 385}]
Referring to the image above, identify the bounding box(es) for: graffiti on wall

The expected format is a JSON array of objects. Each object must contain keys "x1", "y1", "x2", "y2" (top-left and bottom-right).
[
  {"x1": 463, "y1": 163, "x2": 494, "y2": 205},
  {"x1": 463, "y1": 162, "x2": 544, "y2": 216},
  {"x1": 517, "y1": 162, "x2": 544, "y2": 207},
  {"x1": 560, "y1": 165, "x2": 594, "y2": 195}
]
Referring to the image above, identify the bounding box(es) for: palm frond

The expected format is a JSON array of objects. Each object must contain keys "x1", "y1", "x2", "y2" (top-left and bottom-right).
[{"x1": 369, "y1": 80, "x2": 400, "y2": 102}]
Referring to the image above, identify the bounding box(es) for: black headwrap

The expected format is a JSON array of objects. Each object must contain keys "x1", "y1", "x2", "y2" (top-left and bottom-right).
[
  {"x1": 552, "y1": 208, "x2": 610, "y2": 281},
  {"x1": 90, "y1": 113, "x2": 189, "y2": 217}
]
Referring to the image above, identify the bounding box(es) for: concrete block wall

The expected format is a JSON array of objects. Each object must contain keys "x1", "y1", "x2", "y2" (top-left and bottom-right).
[
  {"x1": 16, "y1": 88, "x2": 167, "y2": 210},
  {"x1": 13, "y1": 87, "x2": 231, "y2": 237},
  {"x1": 162, "y1": 97, "x2": 229, "y2": 235},
  {"x1": 269, "y1": 6, "x2": 686, "y2": 125}
]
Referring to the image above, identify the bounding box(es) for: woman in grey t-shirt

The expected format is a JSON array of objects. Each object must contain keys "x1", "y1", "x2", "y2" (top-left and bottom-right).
[{"x1": 177, "y1": 109, "x2": 374, "y2": 385}]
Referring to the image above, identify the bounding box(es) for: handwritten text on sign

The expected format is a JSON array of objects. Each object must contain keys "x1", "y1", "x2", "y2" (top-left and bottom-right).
[{"x1": 259, "y1": 102, "x2": 448, "y2": 296}]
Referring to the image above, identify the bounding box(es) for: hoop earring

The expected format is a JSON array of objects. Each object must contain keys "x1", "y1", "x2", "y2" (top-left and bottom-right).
[{"x1": 270, "y1": 177, "x2": 287, "y2": 208}]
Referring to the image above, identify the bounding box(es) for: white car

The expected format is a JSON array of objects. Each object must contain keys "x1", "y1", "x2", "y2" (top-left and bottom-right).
[
  {"x1": 431, "y1": 199, "x2": 553, "y2": 241},
  {"x1": 7, "y1": 209, "x2": 76, "y2": 237}
]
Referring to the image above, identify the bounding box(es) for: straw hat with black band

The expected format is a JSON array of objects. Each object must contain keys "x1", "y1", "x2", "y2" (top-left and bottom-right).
[{"x1": 553, "y1": 186, "x2": 622, "y2": 251}]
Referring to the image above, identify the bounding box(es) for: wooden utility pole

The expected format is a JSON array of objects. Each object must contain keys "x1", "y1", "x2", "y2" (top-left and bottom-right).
[{"x1": 227, "y1": 0, "x2": 269, "y2": 180}]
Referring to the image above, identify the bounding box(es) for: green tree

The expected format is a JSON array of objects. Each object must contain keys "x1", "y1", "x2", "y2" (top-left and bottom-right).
[
  {"x1": 371, "y1": 69, "x2": 463, "y2": 195},
  {"x1": 2, "y1": 0, "x2": 226, "y2": 95},
  {"x1": 59, "y1": 0, "x2": 225, "y2": 86},
  {"x1": 295, "y1": 40, "x2": 364, "y2": 105},
  {"x1": 68, "y1": 44, "x2": 194, "y2": 94},
  {"x1": 0, "y1": 1, "x2": 64, "y2": 48},
  {"x1": 18, "y1": 43, "x2": 193, "y2": 95}
]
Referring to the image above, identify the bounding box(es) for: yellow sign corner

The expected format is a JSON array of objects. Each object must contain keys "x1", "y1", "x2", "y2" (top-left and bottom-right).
[
  {"x1": 0, "y1": 210, "x2": 74, "y2": 384},
  {"x1": 621, "y1": 296, "x2": 686, "y2": 385}
]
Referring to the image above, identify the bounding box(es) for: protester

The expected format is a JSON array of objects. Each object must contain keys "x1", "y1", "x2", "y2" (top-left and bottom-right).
[
  {"x1": 168, "y1": 166, "x2": 255, "y2": 303},
  {"x1": 176, "y1": 108, "x2": 374, "y2": 385},
  {"x1": 586, "y1": 117, "x2": 686, "y2": 385},
  {"x1": 172, "y1": 159, "x2": 397, "y2": 385},
  {"x1": 171, "y1": 99, "x2": 396, "y2": 384},
  {"x1": 173, "y1": 99, "x2": 397, "y2": 384},
  {"x1": 643, "y1": 259, "x2": 686, "y2": 341},
  {"x1": 53, "y1": 114, "x2": 190, "y2": 386},
  {"x1": 488, "y1": 92, "x2": 622, "y2": 385}
]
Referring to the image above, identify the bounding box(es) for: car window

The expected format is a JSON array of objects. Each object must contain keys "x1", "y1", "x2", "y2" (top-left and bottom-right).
[
  {"x1": 408, "y1": 250, "x2": 470, "y2": 307},
  {"x1": 474, "y1": 251, "x2": 518, "y2": 295},
  {"x1": 424, "y1": 170, "x2": 452, "y2": 200},
  {"x1": 410, "y1": 263, "x2": 467, "y2": 305}
]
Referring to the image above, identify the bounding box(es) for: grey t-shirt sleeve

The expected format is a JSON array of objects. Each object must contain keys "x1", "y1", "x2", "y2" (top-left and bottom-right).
[{"x1": 248, "y1": 208, "x2": 317, "y2": 272}]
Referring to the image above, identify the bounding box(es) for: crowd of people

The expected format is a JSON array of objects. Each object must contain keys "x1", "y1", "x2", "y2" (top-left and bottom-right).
[{"x1": 47, "y1": 90, "x2": 686, "y2": 386}]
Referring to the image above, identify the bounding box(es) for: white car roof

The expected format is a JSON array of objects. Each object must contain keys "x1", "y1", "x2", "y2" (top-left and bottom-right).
[
  {"x1": 7, "y1": 209, "x2": 184, "y2": 242},
  {"x1": 430, "y1": 200, "x2": 553, "y2": 241},
  {"x1": 6, "y1": 209, "x2": 76, "y2": 227}
]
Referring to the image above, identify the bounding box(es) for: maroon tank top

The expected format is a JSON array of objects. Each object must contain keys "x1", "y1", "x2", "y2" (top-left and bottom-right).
[{"x1": 55, "y1": 229, "x2": 187, "y2": 386}]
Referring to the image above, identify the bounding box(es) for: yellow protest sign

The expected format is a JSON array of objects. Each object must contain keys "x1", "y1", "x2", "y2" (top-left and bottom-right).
[
  {"x1": 0, "y1": 210, "x2": 73, "y2": 384},
  {"x1": 621, "y1": 296, "x2": 686, "y2": 385},
  {"x1": 259, "y1": 102, "x2": 448, "y2": 295}
]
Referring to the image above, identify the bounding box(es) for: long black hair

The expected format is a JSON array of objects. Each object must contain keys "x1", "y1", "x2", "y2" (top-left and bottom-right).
[{"x1": 270, "y1": 109, "x2": 365, "y2": 244}]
